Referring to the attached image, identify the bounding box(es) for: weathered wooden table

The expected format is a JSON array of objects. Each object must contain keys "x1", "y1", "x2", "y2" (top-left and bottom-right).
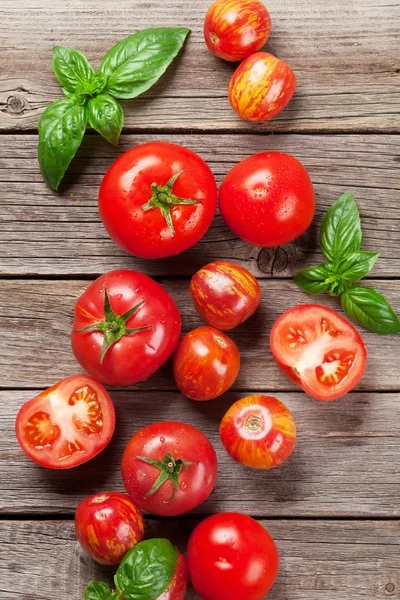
[{"x1": 1, "y1": 0, "x2": 399, "y2": 598}]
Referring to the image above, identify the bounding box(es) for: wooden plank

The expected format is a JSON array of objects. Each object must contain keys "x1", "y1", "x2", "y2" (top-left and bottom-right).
[
  {"x1": 1, "y1": 134, "x2": 400, "y2": 277},
  {"x1": 2, "y1": 390, "x2": 400, "y2": 515},
  {"x1": 0, "y1": 519, "x2": 399, "y2": 599},
  {"x1": 0, "y1": 0, "x2": 399, "y2": 132}
]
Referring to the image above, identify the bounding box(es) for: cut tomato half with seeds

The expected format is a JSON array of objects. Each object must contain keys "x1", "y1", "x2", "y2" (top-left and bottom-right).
[
  {"x1": 270, "y1": 304, "x2": 367, "y2": 400},
  {"x1": 15, "y1": 375, "x2": 115, "y2": 469}
]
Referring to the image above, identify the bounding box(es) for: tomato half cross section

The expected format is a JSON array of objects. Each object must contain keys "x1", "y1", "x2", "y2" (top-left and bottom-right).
[
  {"x1": 15, "y1": 375, "x2": 116, "y2": 469},
  {"x1": 270, "y1": 304, "x2": 367, "y2": 400}
]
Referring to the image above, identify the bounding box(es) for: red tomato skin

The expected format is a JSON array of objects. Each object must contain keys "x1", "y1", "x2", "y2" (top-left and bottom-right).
[
  {"x1": 229, "y1": 52, "x2": 296, "y2": 121},
  {"x1": 204, "y1": 0, "x2": 271, "y2": 62},
  {"x1": 75, "y1": 492, "x2": 144, "y2": 565},
  {"x1": 190, "y1": 261, "x2": 261, "y2": 330},
  {"x1": 158, "y1": 552, "x2": 188, "y2": 600},
  {"x1": 173, "y1": 326, "x2": 240, "y2": 400},
  {"x1": 71, "y1": 270, "x2": 181, "y2": 386},
  {"x1": 220, "y1": 395, "x2": 296, "y2": 469},
  {"x1": 219, "y1": 152, "x2": 315, "y2": 247},
  {"x1": 187, "y1": 512, "x2": 279, "y2": 600},
  {"x1": 98, "y1": 142, "x2": 217, "y2": 259},
  {"x1": 121, "y1": 421, "x2": 218, "y2": 517}
]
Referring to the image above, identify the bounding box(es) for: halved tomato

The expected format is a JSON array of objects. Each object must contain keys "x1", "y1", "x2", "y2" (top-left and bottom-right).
[
  {"x1": 15, "y1": 375, "x2": 115, "y2": 469},
  {"x1": 270, "y1": 304, "x2": 367, "y2": 400}
]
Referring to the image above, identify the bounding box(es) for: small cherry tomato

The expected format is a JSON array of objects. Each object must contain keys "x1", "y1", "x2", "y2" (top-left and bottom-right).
[
  {"x1": 229, "y1": 52, "x2": 296, "y2": 121},
  {"x1": 190, "y1": 261, "x2": 261, "y2": 330},
  {"x1": 75, "y1": 492, "x2": 144, "y2": 565},
  {"x1": 173, "y1": 326, "x2": 240, "y2": 400},
  {"x1": 270, "y1": 304, "x2": 367, "y2": 400},
  {"x1": 204, "y1": 0, "x2": 271, "y2": 62},
  {"x1": 187, "y1": 512, "x2": 279, "y2": 600},
  {"x1": 220, "y1": 395, "x2": 296, "y2": 469}
]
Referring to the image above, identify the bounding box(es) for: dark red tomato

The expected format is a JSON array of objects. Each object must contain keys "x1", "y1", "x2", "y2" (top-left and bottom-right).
[
  {"x1": 229, "y1": 52, "x2": 296, "y2": 121},
  {"x1": 270, "y1": 304, "x2": 367, "y2": 400},
  {"x1": 75, "y1": 492, "x2": 144, "y2": 565},
  {"x1": 187, "y1": 512, "x2": 279, "y2": 600},
  {"x1": 98, "y1": 142, "x2": 217, "y2": 259},
  {"x1": 204, "y1": 0, "x2": 271, "y2": 62},
  {"x1": 219, "y1": 152, "x2": 315, "y2": 247},
  {"x1": 71, "y1": 270, "x2": 181, "y2": 386},
  {"x1": 15, "y1": 375, "x2": 115, "y2": 469},
  {"x1": 220, "y1": 395, "x2": 296, "y2": 469},
  {"x1": 190, "y1": 261, "x2": 260, "y2": 330},
  {"x1": 121, "y1": 421, "x2": 218, "y2": 517},
  {"x1": 173, "y1": 326, "x2": 240, "y2": 400}
]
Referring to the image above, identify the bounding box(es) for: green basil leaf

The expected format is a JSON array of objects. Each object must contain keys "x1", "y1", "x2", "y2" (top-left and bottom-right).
[
  {"x1": 320, "y1": 191, "x2": 362, "y2": 262},
  {"x1": 293, "y1": 263, "x2": 331, "y2": 295},
  {"x1": 88, "y1": 93, "x2": 124, "y2": 146},
  {"x1": 115, "y1": 538, "x2": 178, "y2": 600},
  {"x1": 99, "y1": 27, "x2": 190, "y2": 99},
  {"x1": 52, "y1": 46, "x2": 95, "y2": 93},
  {"x1": 336, "y1": 251, "x2": 379, "y2": 281},
  {"x1": 341, "y1": 286, "x2": 400, "y2": 334},
  {"x1": 84, "y1": 581, "x2": 111, "y2": 600},
  {"x1": 38, "y1": 97, "x2": 87, "y2": 190}
]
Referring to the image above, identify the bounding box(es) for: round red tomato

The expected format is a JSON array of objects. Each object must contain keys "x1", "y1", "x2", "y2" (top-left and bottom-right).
[
  {"x1": 204, "y1": 0, "x2": 271, "y2": 62},
  {"x1": 121, "y1": 421, "x2": 218, "y2": 517},
  {"x1": 229, "y1": 52, "x2": 296, "y2": 121},
  {"x1": 220, "y1": 395, "x2": 296, "y2": 469},
  {"x1": 173, "y1": 326, "x2": 240, "y2": 400},
  {"x1": 75, "y1": 492, "x2": 144, "y2": 565},
  {"x1": 98, "y1": 142, "x2": 217, "y2": 259},
  {"x1": 270, "y1": 304, "x2": 367, "y2": 400},
  {"x1": 187, "y1": 512, "x2": 279, "y2": 600},
  {"x1": 71, "y1": 270, "x2": 181, "y2": 386},
  {"x1": 219, "y1": 152, "x2": 315, "y2": 247},
  {"x1": 15, "y1": 375, "x2": 115, "y2": 469},
  {"x1": 190, "y1": 261, "x2": 260, "y2": 330}
]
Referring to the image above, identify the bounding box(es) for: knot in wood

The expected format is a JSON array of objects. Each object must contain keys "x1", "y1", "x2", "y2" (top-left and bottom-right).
[
  {"x1": 7, "y1": 93, "x2": 26, "y2": 114},
  {"x1": 385, "y1": 582, "x2": 395, "y2": 594},
  {"x1": 257, "y1": 244, "x2": 297, "y2": 277}
]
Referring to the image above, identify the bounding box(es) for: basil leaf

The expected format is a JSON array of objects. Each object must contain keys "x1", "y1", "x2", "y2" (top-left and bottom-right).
[
  {"x1": 320, "y1": 191, "x2": 362, "y2": 262},
  {"x1": 115, "y1": 538, "x2": 178, "y2": 600},
  {"x1": 293, "y1": 263, "x2": 331, "y2": 295},
  {"x1": 38, "y1": 97, "x2": 87, "y2": 190},
  {"x1": 336, "y1": 251, "x2": 379, "y2": 281},
  {"x1": 341, "y1": 286, "x2": 400, "y2": 334},
  {"x1": 84, "y1": 581, "x2": 111, "y2": 600},
  {"x1": 99, "y1": 27, "x2": 190, "y2": 99},
  {"x1": 52, "y1": 46, "x2": 95, "y2": 93},
  {"x1": 88, "y1": 93, "x2": 124, "y2": 146}
]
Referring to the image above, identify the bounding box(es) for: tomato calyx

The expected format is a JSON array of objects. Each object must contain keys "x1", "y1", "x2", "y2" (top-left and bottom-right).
[
  {"x1": 245, "y1": 415, "x2": 262, "y2": 433},
  {"x1": 141, "y1": 169, "x2": 200, "y2": 233},
  {"x1": 137, "y1": 452, "x2": 197, "y2": 503}
]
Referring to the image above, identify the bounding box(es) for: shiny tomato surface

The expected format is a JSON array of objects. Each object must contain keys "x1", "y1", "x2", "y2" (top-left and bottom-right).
[
  {"x1": 219, "y1": 151, "x2": 315, "y2": 247},
  {"x1": 229, "y1": 52, "x2": 296, "y2": 121},
  {"x1": 173, "y1": 326, "x2": 240, "y2": 400},
  {"x1": 121, "y1": 421, "x2": 218, "y2": 516},
  {"x1": 15, "y1": 375, "x2": 115, "y2": 469},
  {"x1": 270, "y1": 304, "x2": 367, "y2": 400},
  {"x1": 190, "y1": 261, "x2": 260, "y2": 330},
  {"x1": 99, "y1": 142, "x2": 217, "y2": 259},
  {"x1": 75, "y1": 492, "x2": 144, "y2": 565},
  {"x1": 204, "y1": 0, "x2": 271, "y2": 61},
  {"x1": 220, "y1": 395, "x2": 296, "y2": 469},
  {"x1": 187, "y1": 512, "x2": 279, "y2": 600},
  {"x1": 71, "y1": 270, "x2": 181, "y2": 386}
]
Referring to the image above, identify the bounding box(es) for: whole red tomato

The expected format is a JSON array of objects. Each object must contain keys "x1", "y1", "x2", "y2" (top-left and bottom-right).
[
  {"x1": 187, "y1": 512, "x2": 279, "y2": 600},
  {"x1": 219, "y1": 152, "x2": 315, "y2": 247},
  {"x1": 229, "y1": 52, "x2": 296, "y2": 121},
  {"x1": 15, "y1": 375, "x2": 115, "y2": 469},
  {"x1": 121, "y1": 421, "x2": 218, "y2": 517},
  {"x1": 98, "y1": 141, "x2": 217, "y2": 259},
  {"x1": 220, "y1": 395, "x2": 296, "y2": 469},
  {"x1": 71, "y1": 270, "x2": 181, "y2": 386},
  {"x1": 204, "y1": 0, "x2": 271, "y2": 62},
  {"x1": 75, "y1": 492, "x2": 144, "y2": 565},
  {"x1": 190, "y1": 261, "x2": 260, "y2": 330},
  {"x1": 173, "y1": 326, "x2": 240, "y2": 400}
]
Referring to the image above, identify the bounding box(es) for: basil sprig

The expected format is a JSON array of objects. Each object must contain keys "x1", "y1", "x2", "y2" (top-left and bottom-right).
[
  {"x1": 38, "y1": 28, "x2": 190, "y2": 190},
  {"x1": 293, "y1": 192, "x2": 400, "y2": 334}
]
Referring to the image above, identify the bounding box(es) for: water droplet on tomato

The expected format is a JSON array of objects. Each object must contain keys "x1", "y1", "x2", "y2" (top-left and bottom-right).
[
  {"x1": 160, "y1": 436, "x2": 165, "y2": 444},
  {"x1": 180, "y1": 481, "x2": 187, "y2": 491}
]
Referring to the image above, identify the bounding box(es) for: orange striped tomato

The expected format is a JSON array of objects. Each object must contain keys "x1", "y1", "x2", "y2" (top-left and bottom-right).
[
  {"x1": 190, "y1": 261, "x2": 260, "y2": 330},
  {"x1": 229, "y1": 52, "x2": 296, "y2": 121},
  {"x1": 204, "y1": 0, "x2": 271, "y2": 62},
  {"x1": 220, "y1": 395, "x2": 296, "y2": 469}
]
